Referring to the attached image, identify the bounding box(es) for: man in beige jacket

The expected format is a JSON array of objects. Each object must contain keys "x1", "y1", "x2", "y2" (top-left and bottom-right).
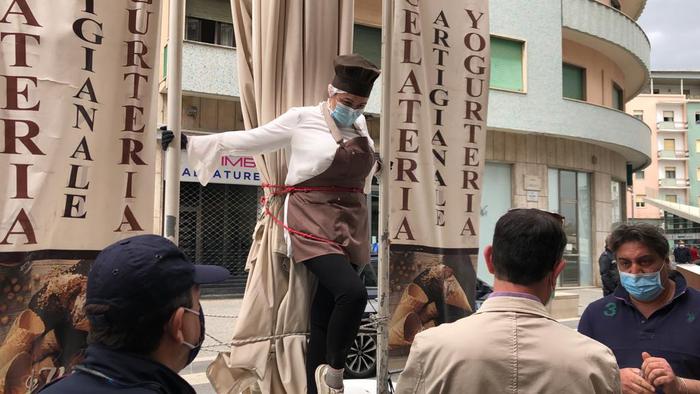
[{"x1": 396, "y1": 209, "x2": 620, "y2": 394}]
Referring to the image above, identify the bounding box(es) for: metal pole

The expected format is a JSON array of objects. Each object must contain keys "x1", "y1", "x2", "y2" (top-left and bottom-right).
[
  {"x1": 377, "y1": 0, "x2": 393, "y2": 392},
  {"x1": 163, "y1": 0, "x2": 185, "y2": 242}
]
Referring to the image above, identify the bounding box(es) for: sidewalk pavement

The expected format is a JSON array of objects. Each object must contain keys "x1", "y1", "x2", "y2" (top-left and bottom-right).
[
  {"x1": 179, "y1": 298, "x2": 242, "y2": 394},
  {"x1": 557, "y1": 287, "x2": 605, "y2": 328},
  {"x1": 184, "y1": 287, "x2": 606, "y2": 393}
]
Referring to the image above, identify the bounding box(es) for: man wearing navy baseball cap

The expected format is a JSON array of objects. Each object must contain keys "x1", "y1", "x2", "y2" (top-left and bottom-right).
[{"x1": 41, "y1": 234, "x2": 230, "y2": 393}]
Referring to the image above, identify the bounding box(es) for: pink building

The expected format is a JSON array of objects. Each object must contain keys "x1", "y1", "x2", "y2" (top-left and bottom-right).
[{"x1": 626, "y1": 72, "x2": 700, "y2": 223}]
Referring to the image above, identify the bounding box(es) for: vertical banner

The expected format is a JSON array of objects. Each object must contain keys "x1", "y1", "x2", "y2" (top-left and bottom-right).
[
  {"x1": 0, "y1": 0, "x2": 161, "y2": 391},
  {"x1": 387, "y1": 0, "x2": 489, "y2": 358}
]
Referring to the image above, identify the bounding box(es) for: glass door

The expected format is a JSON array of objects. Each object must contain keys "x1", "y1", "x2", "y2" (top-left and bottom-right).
[
  {"x1": 477, "y1": 163, "x2": 512, "y2": 285},
  {"x1": 548, "y1": 169, "x2": 592, "y2": 287},
  {"x1": 559, "y1": 171, "x2": 580, "y2": 286}
]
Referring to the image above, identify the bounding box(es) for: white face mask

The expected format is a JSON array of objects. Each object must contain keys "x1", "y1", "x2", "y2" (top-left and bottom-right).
[{"x1": 181, "y1": 306, "x2": 204, "y2": 366}]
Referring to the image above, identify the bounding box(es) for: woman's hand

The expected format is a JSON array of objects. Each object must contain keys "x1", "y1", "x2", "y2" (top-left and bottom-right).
[{"x1": 160, "y1": 126, "x2": 188, "y2": 150}]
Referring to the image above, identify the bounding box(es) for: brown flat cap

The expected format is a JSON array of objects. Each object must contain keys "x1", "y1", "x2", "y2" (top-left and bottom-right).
[{"x1": 332, "y1": 54, "x2": 380, "y2": 98}]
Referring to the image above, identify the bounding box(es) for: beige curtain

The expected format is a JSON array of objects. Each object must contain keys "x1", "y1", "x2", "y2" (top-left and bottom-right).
[{"x1": 206, "y1": 1, "x2": 354, "y2": 393}]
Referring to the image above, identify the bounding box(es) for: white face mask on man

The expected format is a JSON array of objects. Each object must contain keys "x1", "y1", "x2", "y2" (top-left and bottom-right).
[{"x1": 181, "y1": 305, "x2": 205, "y2": 366}]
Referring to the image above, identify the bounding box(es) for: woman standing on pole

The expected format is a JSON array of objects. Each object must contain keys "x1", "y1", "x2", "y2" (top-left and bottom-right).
[{"x1": 163, "y1": 54, "x2": 380, "y2": 394}]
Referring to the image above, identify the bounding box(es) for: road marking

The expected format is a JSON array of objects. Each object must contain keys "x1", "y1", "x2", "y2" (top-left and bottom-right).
[{"x1": 181, "y1": 372, "x2": 210, "y2": 386}]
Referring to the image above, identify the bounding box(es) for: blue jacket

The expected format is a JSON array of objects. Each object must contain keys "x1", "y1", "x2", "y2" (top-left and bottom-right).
[
  {"x1": 579, "y1": 272, "x2": 700, "y2": 384},
  {"x1": 39, "y1": 345, "x2": 195, "y2": 394}
]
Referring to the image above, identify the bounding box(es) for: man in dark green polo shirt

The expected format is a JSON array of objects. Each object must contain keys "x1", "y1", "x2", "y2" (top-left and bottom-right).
[{"x1": 579, "y1": 223, "x2": 700, "y2": 394}]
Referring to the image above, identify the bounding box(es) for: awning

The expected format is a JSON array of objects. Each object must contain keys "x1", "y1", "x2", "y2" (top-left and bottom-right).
[{"x1": 644, "y1": 197, "x2": 700, "y2": 224}]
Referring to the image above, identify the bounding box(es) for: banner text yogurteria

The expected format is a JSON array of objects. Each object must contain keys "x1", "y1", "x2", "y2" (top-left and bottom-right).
[
  {"x1": 391, "y1": 0, "x2": 489, "y2": 244},
  {"x1": 0, "y1": 0, "x2": 158, "y2": 247}
]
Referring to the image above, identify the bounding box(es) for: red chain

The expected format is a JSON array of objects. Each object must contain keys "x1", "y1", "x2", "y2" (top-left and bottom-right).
[{"x1": 260, "y1": 183, "x2": 364, "y2": 245}]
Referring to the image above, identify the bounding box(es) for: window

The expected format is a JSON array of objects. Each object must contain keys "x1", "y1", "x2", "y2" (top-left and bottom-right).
[
  {"x1": 635, "y1": 170, "x2": 644, "y2": 179},
  {"x1": 663, "y1": 111, "x2": 674, "y2": 122},
  {"x1": 186, "y1": 17, "x2": 235, "y2": 47},
  {"x1": 695, "y1": 112, "x2": 700, "y2": 124},
  {"x1": 179, "y1": 182, "x2": 259, "y2": 294},
  {"x1": 563, "y1": 63, "x2": 586, "y2": 100},
  {"x1": 611, "y1": 0, "x2": 621, "y2": 10},
  {"x1": 684, "y1": 89, "x2": 691, "y2": 96},
  {"x1": 353, "y1": 25, "x2": 381, "y2": 67},
  {"x1": 186, "y1": 17, "x2": 202, "y2": 41},
  {"x1": 611, "y1": 181, "x2": 625, "y2": 228},
  {"x1": 635, "y1": 195, "x2": 646, "y2": 208},
  {"x1": 612, "y1": 83, "x2": 624, "y2": 110},
  {"x1": 653, "y1": 89, "x2": 660, "y2": 94},
  {"x1": 490, "y1": 36, "x2": 524, "y2": 92},
  {"x1": 666, "y1": 194, "x2": 678, "y2": 203},
  {"x1": 633, "y1": 110, "x2": 643, "y2": 120},
  {"x1": 665, "y1": 167, "x2": 676, "y2": 179},
  {"x1": 663, "y1": 139, "x2": 675, "y2": 151},
  {"x1": 217, "y1": 22, "x2": 234, "y2": 47}
]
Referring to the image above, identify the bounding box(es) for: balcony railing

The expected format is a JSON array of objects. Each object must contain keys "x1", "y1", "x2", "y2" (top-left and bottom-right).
[
  {"x1": 657, "y1": 121, "x2": 688, "y2": 131},
  {"x1": 659, "y1": 178, "x2": 690, "y2": 188},
  {"x1": 657, "y1": 150, "x2": 689, "y2": 159}
]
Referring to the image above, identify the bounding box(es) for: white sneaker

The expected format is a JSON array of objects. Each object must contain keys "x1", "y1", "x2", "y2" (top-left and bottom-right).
[{"x1": 314, "y1": 364, "x2": 344, "y2": 394}]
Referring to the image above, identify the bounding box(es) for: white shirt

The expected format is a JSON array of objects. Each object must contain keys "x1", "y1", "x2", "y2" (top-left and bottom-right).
[{"x1": 186, "y1": 103, "x2": 376, "y2": 192}]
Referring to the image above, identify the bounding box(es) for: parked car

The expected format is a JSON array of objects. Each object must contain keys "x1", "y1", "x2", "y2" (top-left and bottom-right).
[{"x1": 344, "y1": 255, "x2": 493, "y2": 379}]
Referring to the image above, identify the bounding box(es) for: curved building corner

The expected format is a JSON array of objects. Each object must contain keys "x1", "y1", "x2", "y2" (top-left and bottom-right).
[{"x1": 478, "y1": 0, "x2": 651, "y2": 288}]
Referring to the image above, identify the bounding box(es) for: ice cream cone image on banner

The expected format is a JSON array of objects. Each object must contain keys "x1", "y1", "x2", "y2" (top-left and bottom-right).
[
  {"x1": 418, "y1": 302, "x2": 438, "y2": 323},
  {"x1": 31, "y1": 356, "x2": 55, "y2": 374},
  {"x1": 31, "y1": 356, "x2": 58, "y2": 391},
  {"x1": 0, "y1": 310, "x2": 45, "y2": 368},
  {"x1": 0, "y1": 352, "x2": 31, "y2": 394},
  {"x1": 389, "y1": 258, "x2": 475, "y2": 349},
  {"x1": 389, "y1": 284, "x2": 428, "y2": 347},
  {"x1": 444, "y1": 275, "x2": 472, "y2": 313},
  {"x1": 388, "y1": 312, "x2": 422, "y2": 348},
  {"x1": 391, "y1": 283, "x2": 428, "y2": 323},
  {"x1": 33, "y1": 330, "x2": 59, "y2": 361}
]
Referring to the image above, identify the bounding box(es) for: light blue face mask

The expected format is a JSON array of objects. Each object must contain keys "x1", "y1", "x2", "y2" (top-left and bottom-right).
[
  {"x1": 619, "y1": 268, "x2": 665, "y2": 302},
  {"x1": 331, "y1": 102, "x2": 363, "y2": 127}
]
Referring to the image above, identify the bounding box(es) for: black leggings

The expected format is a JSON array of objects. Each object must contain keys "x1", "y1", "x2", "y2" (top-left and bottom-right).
[{"x1": 304, "y1": 254, "x2": 368, "y2": 393}]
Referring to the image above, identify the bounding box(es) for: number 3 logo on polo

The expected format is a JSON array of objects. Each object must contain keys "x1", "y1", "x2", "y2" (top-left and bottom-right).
[{"x1": 603, "y1": 302, "x2": 617, "y2": 317}]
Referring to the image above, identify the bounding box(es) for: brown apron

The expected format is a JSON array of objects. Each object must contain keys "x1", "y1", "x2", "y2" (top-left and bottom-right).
[{"x1": 285, "y1": 104, "x2": 374, "y2": 266}]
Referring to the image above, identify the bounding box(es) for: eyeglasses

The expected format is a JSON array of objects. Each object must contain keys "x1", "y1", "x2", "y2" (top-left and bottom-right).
[{"x1": 508, "y1": 208, "x2": 565, "y2": 225}]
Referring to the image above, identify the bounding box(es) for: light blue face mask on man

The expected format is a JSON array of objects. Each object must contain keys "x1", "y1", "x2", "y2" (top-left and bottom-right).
[
  {"x1": 331, "y1": 102, "x2": 363, "y2": 127},
  {"x1": 619, "y1": 268, "x2": 665, "y2": 302}
]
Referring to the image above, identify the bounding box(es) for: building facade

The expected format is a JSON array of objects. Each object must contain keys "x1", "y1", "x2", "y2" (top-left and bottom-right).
[
  {"x1": 157, "y1": 0, "x2": 651, "y2": 293},
  {"x1": 626, "y1": 72, "x2": 700, "y2": 224},
  {"x1": 478, "y1": 0, "x2": 650, "y2": 287}
]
